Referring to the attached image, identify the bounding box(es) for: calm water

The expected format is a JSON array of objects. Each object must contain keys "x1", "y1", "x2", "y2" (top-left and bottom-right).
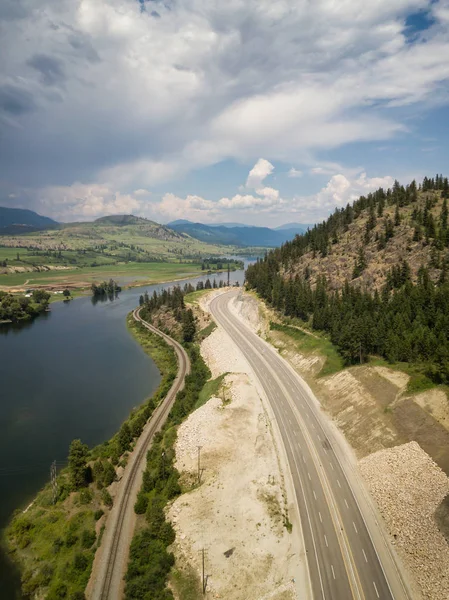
[{"x1": 0, "y1": 264, "x2": 248, "y2": 598}]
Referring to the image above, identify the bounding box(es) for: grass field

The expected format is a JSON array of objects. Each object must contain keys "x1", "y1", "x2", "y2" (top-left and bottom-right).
[{"x1": 0, "y1": 262, "x2": 218, "y2": 289}]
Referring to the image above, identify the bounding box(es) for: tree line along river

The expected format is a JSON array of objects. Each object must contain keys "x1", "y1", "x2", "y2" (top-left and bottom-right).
[{"x1": 0, "y1": 264, "x2": 248, "y2": 599}]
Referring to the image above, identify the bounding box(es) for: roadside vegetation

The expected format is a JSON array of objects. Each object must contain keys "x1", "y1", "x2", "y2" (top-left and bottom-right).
[
  {"x1": 269, "y1": 322, "x2": 344, "y2": 377},
  {"x1": 5, "y1": 314, "x2": 177, "y2": 600},
  {"x1": 125, "y1": 287, "x2": 216, "y2": 600}
]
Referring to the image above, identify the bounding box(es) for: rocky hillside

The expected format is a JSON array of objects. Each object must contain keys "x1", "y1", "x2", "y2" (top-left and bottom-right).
[
  {"x1": 280, "y1": 177, "x2": 449, "y2": 291},
  {"x1": 246, "y1": 176, "x2": 449, "y2": 380}
]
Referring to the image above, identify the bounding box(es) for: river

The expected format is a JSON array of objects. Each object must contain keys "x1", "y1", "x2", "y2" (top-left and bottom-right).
[{"x1": 0, "y1": 264, "x2": 249, "y2": 598}]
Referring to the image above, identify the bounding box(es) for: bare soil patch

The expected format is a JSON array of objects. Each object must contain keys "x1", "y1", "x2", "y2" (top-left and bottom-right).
[{"x1": 168, "y1": 373, "x2": 301, "y2": 600}]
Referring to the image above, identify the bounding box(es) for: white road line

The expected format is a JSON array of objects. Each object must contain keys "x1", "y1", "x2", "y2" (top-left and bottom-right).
[
  {"x1": 302, "y1": 455, "x2": 306, "y2": 463},
  {"x1": 337, "y1": 479, "x2": 341, "y2": 488},
  {"x1": 331, "y1": 565, "x2": 336, "y2": 580},
  {"x1": 362, "y1": 549, "x2": 368, "y2": 563},
  {"x1": 319, "y1": 512, "x2": 322, "y2": 523},
  {"x1": 308, "y1": 472, "x2": 312, "y2": 481},
  {"x1": 329, "y1": 461, "x2": 334, "y2": 470},
  {"x1": 323, "y1": 447, "x2": 328, "y2": 454},
  {"x1": 313, "y1": 490, "x2": 317, "y2": 500},
  {"x1": 324, "y1": 534, "x2": 329, "y2": 547},
  {"x1": 294, "y1": 430, "x2": 298, "y2": 437},
  {"x1": 353, "y1": 521, "x2": 358, "y2": 534},
  {"x1": 312, "y1": 423, "x2": 316, "y2": 430},
  {"x1": 373, "y1": 581, "x2": 380, "y2": 598},
  {"x1": 344, "y1": 498, "x2": 349, "y2": 509}
]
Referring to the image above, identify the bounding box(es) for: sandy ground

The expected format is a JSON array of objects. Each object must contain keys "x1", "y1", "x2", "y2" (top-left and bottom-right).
[{"x1": 168, "y1": 318, "x2": 308, "y2": 600}]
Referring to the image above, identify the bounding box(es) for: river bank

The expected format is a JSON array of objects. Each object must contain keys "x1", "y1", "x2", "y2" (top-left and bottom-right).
[{"x1": 0, "y1": 266, "x2": 248, "y2": 599}]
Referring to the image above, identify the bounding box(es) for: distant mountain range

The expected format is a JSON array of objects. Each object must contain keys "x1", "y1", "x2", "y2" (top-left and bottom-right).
[
  {"x1": 0, "y1": 206, "x2": 58, "y2": 234},
  {"x1": 167, "y1": 220, "x2": 312, "y2": 247},
  {"x1": 0, "y1": 206, "x2": 312, "y2": 248}
]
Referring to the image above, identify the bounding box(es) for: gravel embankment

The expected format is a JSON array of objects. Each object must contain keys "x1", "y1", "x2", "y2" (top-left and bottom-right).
[
  {"x1": 359, "y1": 441, "x2": 449, "y2": 600},
  {"x1": 200, "y1": 326, "x2": 250, "y2": 378}
]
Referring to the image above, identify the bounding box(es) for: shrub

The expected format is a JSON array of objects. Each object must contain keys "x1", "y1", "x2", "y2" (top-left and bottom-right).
[
  {"x1": 73, "y1": 552, "x2": 89, "y2": 572},
  {"x1": 101, "y1": 488, "x2": 113, "y2": 507},
  {"x1": 81, "y1": 529, "x2": 96, "y2": 549},
  {"x1": 94, "y1": 509, "x2": 104, "y2": 521},
  {"x1": 134, "y1": 492, "x2": 148, "y2": 515},
  {"x1": 65, "y1": 532, "x2": 78, "y2": 548},
  {"x1": 79, "y1": 488, "x2": 93, "y2": 505}
]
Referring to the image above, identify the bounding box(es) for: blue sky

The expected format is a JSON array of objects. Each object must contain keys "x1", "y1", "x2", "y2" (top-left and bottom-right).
[{"x1": 1, "y1": 0, "x2": 449, "y2": 226}]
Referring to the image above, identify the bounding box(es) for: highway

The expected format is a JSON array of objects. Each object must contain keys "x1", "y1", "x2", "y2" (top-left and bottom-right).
[{"x1": 210, "y1": 290, "x2": 409, "y2": 600}]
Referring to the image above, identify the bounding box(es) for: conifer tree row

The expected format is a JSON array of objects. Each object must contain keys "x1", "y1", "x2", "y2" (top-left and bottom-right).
[{"x1": 246, "y1": 175, "x2": 449, "y2": 383}]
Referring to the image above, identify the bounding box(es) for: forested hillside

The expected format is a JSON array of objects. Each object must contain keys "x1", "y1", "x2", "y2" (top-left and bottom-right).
[{"x1": 246, "y1": 176, "x2": 449, "y2": 383}]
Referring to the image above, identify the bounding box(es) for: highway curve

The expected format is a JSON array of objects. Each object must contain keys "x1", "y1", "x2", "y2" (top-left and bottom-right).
[
  {"x1": 89, "y1": 307, "x2": 190, "y2": 600},
  {"x1": 210, "y1": 290, "x2": 411, "y2": 600}
]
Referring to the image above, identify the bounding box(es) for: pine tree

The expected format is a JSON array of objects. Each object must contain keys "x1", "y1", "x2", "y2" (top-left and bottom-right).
[
  {"x1": 440, "y1": 198, "x2": 448, "y2": 229},
  {"x1": 394, "y1": 204, "x2": 401, "y2": 226},
  {"x1": 68, "y1": 439, "x2": 89, "y2": 490}
]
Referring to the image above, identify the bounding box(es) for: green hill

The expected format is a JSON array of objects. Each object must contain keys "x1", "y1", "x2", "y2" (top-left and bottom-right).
[
  {"x1": 246, "y1": 175, "x2": 449, "y2": 382},
  {"x1": 0, "y1": 206, "x2": 57, "y2": 234}
]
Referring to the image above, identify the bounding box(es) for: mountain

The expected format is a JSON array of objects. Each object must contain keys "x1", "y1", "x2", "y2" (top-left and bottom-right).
[
  {"x1": 0, "y1": 213, "x2": 243, "y2": 264},
  {"x1": 207, "y1": 222, "x2": 251, "y2": 228},
  {"x1": 168, "y1": 219, "x2": 251, "y2": 229},
  {"x1": 274, "y1": 222, "x2": 312, "y2": 233},
  {"x1": 167, "y1": 221, "x2": 302, "y2": 247},
  {"x1": 0, "y1": 206, "x2": 57, "y2": 234},
  {"x1": 246, "y1": 175, "x2": 449, "y2": 378},
  {"x1": 59, "y1": 214, "x2": 184, "y2": 243}
]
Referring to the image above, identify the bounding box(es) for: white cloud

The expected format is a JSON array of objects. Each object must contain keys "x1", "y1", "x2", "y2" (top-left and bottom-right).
[
  {"x1": 1, "y1": 0, "x2": 448, "y2": 211},
  {"x1": 38, "y1": 183, "x2": 142, "y2": 221},
  {"x1": 152, "y1": 158, "x2": 394, "y2": 226},
  {"x1": 290, "y1": 172, "x2": 395, "y2": 221},
  {"x1": 311, "y1": 167, "x2": 336, "y2": 176},
  {"x1": 288, "y1": 168, "x2": 303, "y2": 178},
  {"x1": 245, "y1": 158, "x2": 275, "y2": 189}
]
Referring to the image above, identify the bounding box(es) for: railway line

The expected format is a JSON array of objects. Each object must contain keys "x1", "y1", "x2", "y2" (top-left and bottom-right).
[{"x1": 89, "y1": 307, "x2": 190, "y2": 600}]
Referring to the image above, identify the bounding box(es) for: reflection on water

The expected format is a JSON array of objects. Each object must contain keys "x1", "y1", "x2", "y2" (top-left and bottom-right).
[
  {"x1": 0, "y1": 311, "x2": 50, "y2": 336},
  {"x1": 90, "y1": 292, "x2": 120, "y2": 306}
]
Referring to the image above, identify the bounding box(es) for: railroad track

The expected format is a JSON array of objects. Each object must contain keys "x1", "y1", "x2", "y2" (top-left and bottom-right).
[{"x1": 91, "y1": 307, "x2": 190, "y2": 600}]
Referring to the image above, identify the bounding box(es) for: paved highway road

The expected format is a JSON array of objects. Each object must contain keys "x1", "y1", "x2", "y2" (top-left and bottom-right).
[{"x1": 210, "y1": 291, "x2": 410, "y2": 600}]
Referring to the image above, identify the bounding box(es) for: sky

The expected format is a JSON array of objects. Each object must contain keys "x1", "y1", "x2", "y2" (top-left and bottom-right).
[{"x1": 1, "y1": 1, "x2": 449, "y2": 227}]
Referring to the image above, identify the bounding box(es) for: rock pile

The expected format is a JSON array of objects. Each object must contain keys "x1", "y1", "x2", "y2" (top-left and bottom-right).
[{"x1": 359, "y1": 441, "x2": 449, "y2": 600}]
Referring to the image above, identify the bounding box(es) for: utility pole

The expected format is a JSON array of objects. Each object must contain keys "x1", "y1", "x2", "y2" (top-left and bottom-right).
[
  {"x1": 51, "y1": 460, "x2": 58, "y2": 504},
  {"x1": 197, "y1": 445, "x2": 202, "y2": 484},
  {"x1": 161, "y1": 451, "x2": 166, "y2": 479},
  {"x1": 227, "y1": 262, "x2": 230, "y2": 287},
  {"x1": 201, "y1": 547, "x2": 208, "y2": 594},
  {"x1": 359, "y1": 341, "x2": 362, "y2": 365}
]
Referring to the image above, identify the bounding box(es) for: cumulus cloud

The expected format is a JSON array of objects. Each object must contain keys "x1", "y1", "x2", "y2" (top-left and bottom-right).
[
  {"x1": 290, "y1": 173, "x2": 395, "y2": 222},
  {"x1": 245, "y1": 158, "x2": 275, "y2": 189},
  {"x1": 151, "y1": 159, "x2": 393, "y2": 225},
  {"x1": 38, "y1": 183, "x2": 142, "y2": 222},
  {"x1": 1, "y1": 0, "x2": 448, "y2": 194},
  {"x1": 288, "y1": 168, "x2": 303, "y2": 178},
  {"x1": 1, "y1": 0, "x2": 448, "y2": 218}
]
